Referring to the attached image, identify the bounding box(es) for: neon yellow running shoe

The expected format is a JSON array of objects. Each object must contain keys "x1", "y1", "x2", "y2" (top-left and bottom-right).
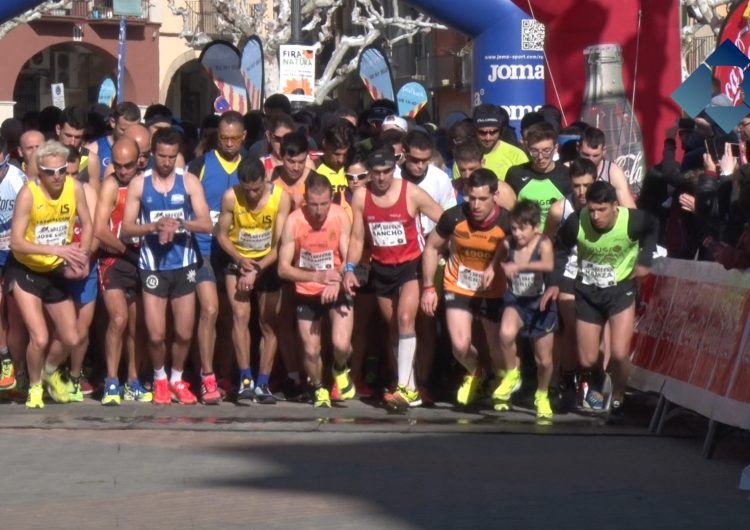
[
  {"x1": 535, "y1": 389, "x2": 553, "y2": 423},
  {"x1": 43, "y1": 369, "x2": 70, "y2": 403},
  {"x1": 314, "y1": 387, "x2": 331, "y2": 408},
  {"x1": 456, "y1": 373, "x2": 480, "y2": 406},
  {"x1": 101, "y1": 379, "x2": 122, "y2": 406},
  {"x1": 332, "y1": 366, "x2": 356, "y2": 400},
  {"x1": 386, "y1": 385, "x2": 422, "y2": 410},
  {"x1": 26, "y1": 383, "x2": 44, "y2": 409},
  {"x1": 493, "y1": 367, "x2": 521, "y2": 402},
  {"x1": 67, "y1": 377, "x2": 83, "y2": 403}
]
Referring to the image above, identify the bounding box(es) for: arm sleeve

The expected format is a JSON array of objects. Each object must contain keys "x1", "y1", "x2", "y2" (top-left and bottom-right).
[
  {"x1": 187, "y1": 156, "x2": 205, "y2": 178},
  {"x1": 435, "y1": 207, "x2": 459, "y2": 239},
  {"x1": 627, "y1": 209, "x2": 660, "y2": 267},
  {"x1": 551, "y1": 212, "x2": 580, "y2": 286}
]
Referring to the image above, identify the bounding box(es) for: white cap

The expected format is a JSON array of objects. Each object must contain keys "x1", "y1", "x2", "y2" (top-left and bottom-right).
[{"x1": 382, "y1": 115, "x2": 408, "y2": 132}]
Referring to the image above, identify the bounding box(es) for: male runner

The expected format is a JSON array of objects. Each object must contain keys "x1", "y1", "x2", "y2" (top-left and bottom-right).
[
  {"x1": 94, "y1": 138, "x2": 151, "y2": 405},
  {"x1": 260, "y1": 114, "x2": 295, "y2": 173},
  {"x1": 215, "y1": 156, "x2": 291, "y2": 403},
  {"x1": 120, "y1": 127, "x2": 212, "y2": 405},
  {"x1": 343, "y1": 147, "x2": 442, "y2": 409},
  {"x1": 577, "y1": 127, "x2": 636, "y2": 208},
  {"x1": 187, "y1": 110, "x2": 245, "y2": 404},
  {"x1": 472, "y1": 104, "x2": 528, "y2": 181},
  {"x1": 453, "y1": 139, "x2": 516, "y2": 209},
  {"x1": 278, "y1": 172, "x2": 354, "y2": 407},
  {"x1": 315, "y1": 122, "x2": 353, "y2": 196},
  {"x1": 421, "y1": 168, "x2": 511, "y2": 406},
  {"x1": 554, "y1": 181, "x2": 658, "y2": 423},
  {"x1": 55, "y1": 106, "x2": 101, "y2": 188},
  {"x1": 9, "y1": 140, "x2": 93, "y2": 408},
  {"x1": 85, "y1": 101, "x2": 140, "y2": 178},
  {"x1": 18, "y1": 130, "x2": 44, "y2": 178}
]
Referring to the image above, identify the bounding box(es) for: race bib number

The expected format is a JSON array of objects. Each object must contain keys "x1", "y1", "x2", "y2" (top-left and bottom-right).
[
  {"x1": 239, "y1": 229, "x2": 272, "y2": 252},
  {"x1": 150, "y1": 209, "x2": 186, "y2": 233},
  {"x1": 210, "y1": 210, "x2": 220, "y2": 227},
  {"x1": 0, "y1": 230, "x2": 10, "y2": 251},
  {"x1": 369, "y1": 221, "x2": 406, "y2": 247},
  {"x1": 511, "y1": 272, "x2": 544, "y2": 297},
  {"x1": 581, "y1": 260, "x2": 616, "y2": 288},
  {"x1": 456, "y1": 265, "x2": 483, "y2": 292},
  {"x1": 34, "y1": 221, "x2": 68, "y2": 246},
  {"x1": 299, "y1": 249, "x2": 334, "y2": 270}
]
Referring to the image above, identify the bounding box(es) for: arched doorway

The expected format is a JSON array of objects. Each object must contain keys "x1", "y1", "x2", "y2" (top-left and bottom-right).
[
  {"x1": 13, "y1": 42, "x2": 119, "y2": 118},
  {"x1": 165, "y1": 59, "x2": 218, "y2": 126}
]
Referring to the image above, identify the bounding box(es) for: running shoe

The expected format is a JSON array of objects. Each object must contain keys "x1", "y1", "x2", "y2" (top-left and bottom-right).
[
  {"x1": 43, "y1": 369, "x2": 70, "y2": 404},
  {"x1": 0, "y1": 357, "x2": 16, "y2": 390},
  {"x1": 385, "y1": 385, "x2": 422, "y2": 409},
  {"x1": 274, "y1": 378, "x2": 306, "y2": 402},
  {"x1": 583, "y1": 388, "x2": 605, "y2": 411},
  {"x1": 237, "y1": 377, "x2": 255, "y2": 401},
  {"x1": 535, "y1": 389, "x2": 553, "y2": 423},
  {"x1": 25, "y1": 383, "x2": 44, "y2": 409},
  {"x1": 607, "y1": 400, "x2": 625, "y2": 425},
  {"x1": 170, "y1": 380, "x2": 197, "y2": 405},
  {"x1": 152, "y1": 379, "x2": 171, "y2": 405},
  {"x1": 123, "y1": 380, "x2": 153, "y2": 403},
  {"x1": 200, "y1": 374, "x2": 222, "y2": 405},
  {"x1": 456, "y1": 373, "x2": 480, "y2": 406},
  {"x1": 313, "y1": 387, "x2": 331, "y2": 408},
  {"x1": 492, "y1": 367, "x2": 521, "y2": 410},
  {"x1": 101, "y1": 379, "x2": 122, "y2": 406},
  {"x1": 354, "y1": 376, "x2": 375, "y2": 398},
  {"x1": 332, "y1": 366, "x2": 356, "y2": 400},
  {"x1": 67, "y1": 376, "x2": 84, "y2": 403},
  {"x1": 7, "y1": 370, "x2": 28, "y2": 401},
  {"x1": 253, "y1": 384, "x2": 277, "y2": 404},
  {"x1": 78, "y1": 374, "x2": 94, "y2": 395}
]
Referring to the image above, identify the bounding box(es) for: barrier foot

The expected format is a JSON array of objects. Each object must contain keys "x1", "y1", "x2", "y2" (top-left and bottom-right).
[
  {"x1": 649, "y1": 394, "x2": 666, "y2": 434},
  {"x1": 702, "y1": 420, "x2": 720, "y2": 460},
  {"x1": 655, "y1": 398, "x2": 671, "y2": 435}
]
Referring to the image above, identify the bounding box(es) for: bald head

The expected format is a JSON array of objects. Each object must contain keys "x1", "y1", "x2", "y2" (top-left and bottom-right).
[
  {"x1": 123, "y1": 124, "x2": 151, "y2": 170},
  {"x1": 112, "y1": 137, "x2": 139, "y2": 159},
  {"x1": 111, "y1": 137, "x2": 140, "y2": 182},
  {"x1": 19, "y1": 130, "x2": 44, "y2": 166}
]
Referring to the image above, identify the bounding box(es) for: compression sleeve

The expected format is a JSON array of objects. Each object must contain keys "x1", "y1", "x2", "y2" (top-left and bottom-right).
[{"x1": 627, "y1": 209, "x2": 660, "y2": 267}]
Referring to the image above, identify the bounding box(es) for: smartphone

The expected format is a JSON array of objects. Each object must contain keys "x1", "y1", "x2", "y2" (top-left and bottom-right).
[{"x1": 705, "y1": 139, "x2": 719, "y2": 162}]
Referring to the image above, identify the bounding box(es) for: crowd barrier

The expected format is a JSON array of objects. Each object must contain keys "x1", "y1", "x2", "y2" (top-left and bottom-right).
[{"x1": 630, "y1": 257, "x2": 750, "y2": 450}]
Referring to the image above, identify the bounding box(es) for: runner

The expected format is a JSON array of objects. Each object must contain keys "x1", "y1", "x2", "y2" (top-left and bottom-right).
[
  {"x1": 496, "y1": 200, "x2": 557, "y2": 421},
  {"x1": 315, "y1": 122, "x2": 352, "y2": 196},
  {"x1": 577, "y1": 127, "x2": 636, "y2": 208},
  {"x1": 120, "y1": 127, "x2": 213, "y2": 405},
  {"x1": 9, "y1": 140, "x2": 93, "y2": 409},
  {"x1": 343, "y1": 147, "x2": 443, "y2": 410},
  {"x1": 85, "y1": 101, "x2": 141, "y2": 178},
  {"x1": 94, "y1": 137, "x2": 151, "y2": 405},
  {"x1": 543, "y1": 157, "x2": 597, "y2": 408},
  {"x1": 453, "y1": 139, "x2": 516, "y2": 209},
  {"x1": 55, "y1": 106, "x2": 101, "y2": 189},
  {"x1": 420, "y1": 168, "x2": 511, "y2": 407},
  {"x1": 0, "y1": 138, "x2": 27, "y2": 392},
  {"x1": 270, "y1": 131, "x2": 312, "y2": 209},
  {"x1": 278, "y1": 172, "x2": 354, "y2": 407},
  {"x1": 506, "y1": 121, "x2": 570, "y2": 227},
  {"x1": 17, "y1": 129, "x2": 44, "y2": 178},
  {"x1": 260, "y1": 114, "x2": 295, "y2": 173},
  {"x1": 553, "y1": 181, "x2": 658, "y2": 423},
  {"x1": 187, "y1": 110, "x2": 245, "y2": 404},
  {"x1": 472, "y1": 104, "x2": 528, "y2": 181},
  {"x1": 215, "y1": 156, "x2": 291, "y2": 404}
]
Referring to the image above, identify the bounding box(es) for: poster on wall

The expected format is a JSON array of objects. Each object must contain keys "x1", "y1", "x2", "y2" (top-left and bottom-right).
[
  {"x1": 397, "y1": 81, "x2": 429, "y2": 118},
  {"x1": 200, "y1": 40, "x2": 248, "y2": 114},
  {"x1": 358, "y1": 46, "x2": 395, "y2": 102},
  {"x1": 278, "y1": 44, "x2": 315, "y2": 103},
  {"x1": 240, "y1": 36, "x2": 264, "y2": 110},
  {"x1": 97, "y1": 78, "x2": 116, "y2": 107}
]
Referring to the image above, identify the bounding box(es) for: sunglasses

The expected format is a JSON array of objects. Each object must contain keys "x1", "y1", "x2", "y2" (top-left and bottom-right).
[
  {"x1": 477, "y1": 129, "x2": 500, "y2": 137},
  {"x1": 39, "y1": 164, "x2": 68, "y2": 177},
  {"x1": 345, "y1": 172, "x2": 368, "y2": 182}
]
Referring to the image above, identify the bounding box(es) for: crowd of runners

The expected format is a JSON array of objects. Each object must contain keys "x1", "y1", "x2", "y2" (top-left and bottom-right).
[{"x1": 0, "y1": 95, "x2": 660, "y2": 425}]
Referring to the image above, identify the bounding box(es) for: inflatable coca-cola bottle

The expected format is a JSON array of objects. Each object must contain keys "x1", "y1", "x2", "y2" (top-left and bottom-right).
[{"x1": 578, "y1": 44, "x2": 646, "y2": 195}]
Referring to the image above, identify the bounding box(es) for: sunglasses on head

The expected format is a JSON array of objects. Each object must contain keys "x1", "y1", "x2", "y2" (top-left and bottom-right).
[{"x1": 39, "y1": 164, "x2": 67, "y2": 177}]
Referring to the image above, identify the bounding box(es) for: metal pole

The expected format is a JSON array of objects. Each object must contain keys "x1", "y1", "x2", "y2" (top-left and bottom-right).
[
  {"x1": 116, "y1": 16, "x2": 127, "y2": 103},
  {"x1": 290, "y1": 0, "x2": 301, "y2": 44}
]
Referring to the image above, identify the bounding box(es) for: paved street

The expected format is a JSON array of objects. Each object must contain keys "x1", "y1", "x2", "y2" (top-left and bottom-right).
[{"x1": 0, "y1": 396, "x2": 748, "y2": 529}]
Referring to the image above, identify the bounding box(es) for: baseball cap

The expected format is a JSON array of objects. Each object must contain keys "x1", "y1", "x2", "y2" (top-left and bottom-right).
[
  {"x1": 382, "y1": 115, "x2": 408, "y2": 132},
  {"x1": 367, "y1": 147, "x2": 397, "y2": 168},
  {"x1": 367, "y1": 99, "x2": 398, "y2": 123},
  {"x1": 472, "y1": 104, "x2": 504, "y2": 129}
]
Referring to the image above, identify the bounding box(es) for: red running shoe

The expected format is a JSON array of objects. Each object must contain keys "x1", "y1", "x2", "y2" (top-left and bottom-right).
[
  {"x1": 170, "y1": 380, "x2": 198, "y2": 405},
  {"x1": 153, "y1": 379, "x2": 171, "y2": 405},
  {"x1": 200, "y1": 374, "x2": 221, "y2": 405}
]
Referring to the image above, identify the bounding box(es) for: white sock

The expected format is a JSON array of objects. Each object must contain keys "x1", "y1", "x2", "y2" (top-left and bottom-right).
[
  {"x1": 397, "y1": 333, "x2": 417, "y2": 389},
  {"x1": 154, "y1": 367, "x2": 167, "y2": 381},
  {"x1": 43, "y1": 362, "x2": 57, "y2": 375},
  {"x1": 170, "y1": 369, "x2": 183, "y2": 385}
]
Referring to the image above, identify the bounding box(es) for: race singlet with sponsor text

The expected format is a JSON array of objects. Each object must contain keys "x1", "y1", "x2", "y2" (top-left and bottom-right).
[
  {"x1": 291, "y1": 203, "x2": 345, "y2": 296},
  {"x1": 229, "y1": 183, "x2": 282, "y2": 260},
  {"x1": 363, "y1": 179, "x2": 423, "y2": 265},
  {"x1": 577, "y1": 206, "x2": 639, "y2": 287}
]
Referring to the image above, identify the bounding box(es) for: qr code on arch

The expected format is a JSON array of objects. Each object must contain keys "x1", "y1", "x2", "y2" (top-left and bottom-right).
[{"x1": 521, "y1": 19, "x2": 544, "y2": 51}]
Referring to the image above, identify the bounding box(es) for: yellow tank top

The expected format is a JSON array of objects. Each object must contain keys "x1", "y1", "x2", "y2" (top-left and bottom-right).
[
  {"x1": 15, "y1": 177, "x2": 77, "y2": 272},
  {"x1": 229, "y1": 183, "x2": 283, "y2": 259}
]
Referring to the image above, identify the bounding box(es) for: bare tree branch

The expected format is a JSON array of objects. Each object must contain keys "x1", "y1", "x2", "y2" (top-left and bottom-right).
[{"x1": 0, "y1": 1, "x2": 70, "y2": 40}]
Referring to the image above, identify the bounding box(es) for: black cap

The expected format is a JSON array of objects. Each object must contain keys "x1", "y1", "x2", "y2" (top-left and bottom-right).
[
  {"x1": 473, "y1": 104, "x2": 503, "y2": 129},
  {"x1": 368, "y1": 99, "x2": 397, "y2": 123},
  {"x1": 367, "y1": 147, "x2": 396, "y2": 168}
]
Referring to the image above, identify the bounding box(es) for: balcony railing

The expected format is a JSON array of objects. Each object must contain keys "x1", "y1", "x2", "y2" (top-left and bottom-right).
[
  {"x1": 181, "y1": 0, "x2": 230, "y2": 37},
  {"x1": 46, "y1": 0, "x2": 150, "y2": 20}
]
